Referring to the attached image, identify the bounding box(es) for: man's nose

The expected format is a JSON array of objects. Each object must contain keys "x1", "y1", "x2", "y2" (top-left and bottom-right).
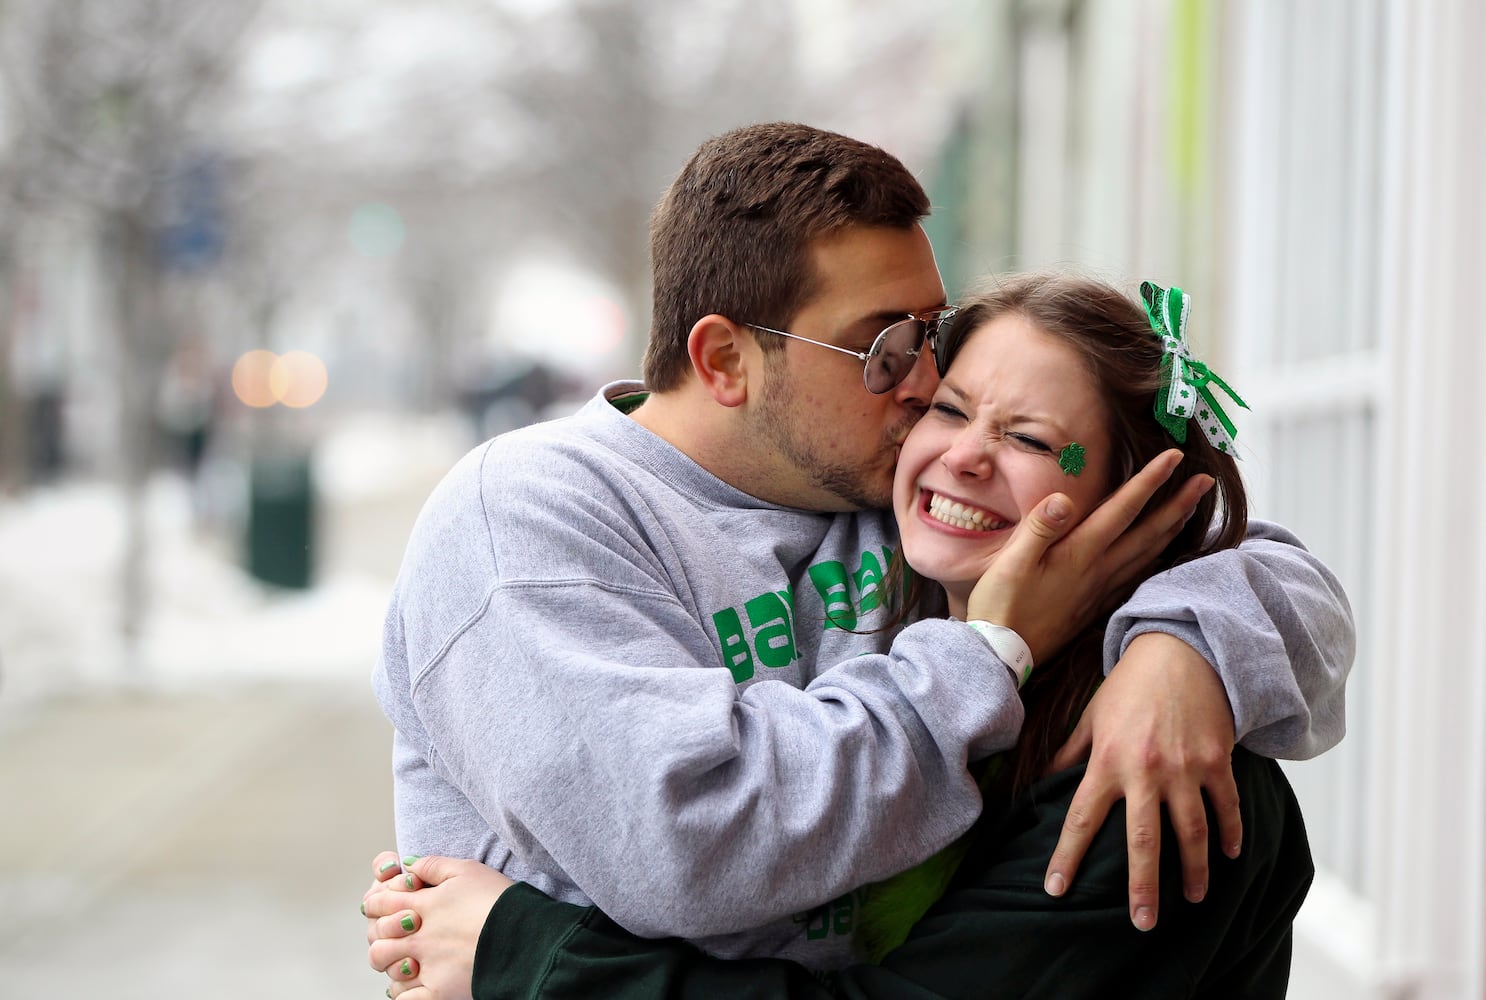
[{"x1": 892, "y1": 344, "x2": 940, "y2": 413}]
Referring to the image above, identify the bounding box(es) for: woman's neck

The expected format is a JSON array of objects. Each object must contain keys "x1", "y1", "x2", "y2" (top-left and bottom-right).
[{"x1": 945, "y1": 589, "x2": 969, "y2": 622}]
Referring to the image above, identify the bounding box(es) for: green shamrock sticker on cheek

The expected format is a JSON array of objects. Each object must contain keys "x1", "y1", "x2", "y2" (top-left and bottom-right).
[{"x1": 1058, "y1": 442, "x2": 1086, "y2": 477}]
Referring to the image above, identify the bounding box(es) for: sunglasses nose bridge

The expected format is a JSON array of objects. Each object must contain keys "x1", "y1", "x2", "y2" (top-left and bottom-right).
[
  {"x1": 925, "y1": 309, "x2": 959, "y2": 377},
  {"x1": 926, "y1": 325, "x2": 948, "y2": 377}
]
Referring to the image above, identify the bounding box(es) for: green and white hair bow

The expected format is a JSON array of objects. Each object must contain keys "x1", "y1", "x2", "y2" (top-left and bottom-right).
[{"x1": 1140, "y1": 280, "x2": 1249, "y2": 456}]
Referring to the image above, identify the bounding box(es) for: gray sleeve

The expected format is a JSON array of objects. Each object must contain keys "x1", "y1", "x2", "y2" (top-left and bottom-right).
[
  {"x1": 412, "y1": 589, "x2": 1023, "y2": 941},
  {"x1": 389, "y1": 728, "x2": 505, "y2": 866},
  {"x1": 1103, "y1": 519, "x2": 1354, "y2": 759}
]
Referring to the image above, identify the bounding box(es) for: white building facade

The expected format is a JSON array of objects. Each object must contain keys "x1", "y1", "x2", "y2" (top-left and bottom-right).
[{"x1": 941, "y1": 1, "x2": 1486, "y2": 997}]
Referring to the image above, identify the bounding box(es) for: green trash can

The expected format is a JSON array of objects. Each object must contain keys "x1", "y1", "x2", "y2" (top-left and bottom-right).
[{"x1": 246, "y1": 452, "x2": 315, "y2": 589}]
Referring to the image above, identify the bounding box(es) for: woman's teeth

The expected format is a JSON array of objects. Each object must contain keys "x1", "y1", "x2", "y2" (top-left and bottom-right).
[{"x1": 927, "y1": 493, "x2": 1011, "y2": 532}]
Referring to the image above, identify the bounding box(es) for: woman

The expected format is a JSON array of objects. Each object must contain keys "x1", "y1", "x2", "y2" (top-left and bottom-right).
[{"x1": 365, "y1": 273, "x2": 1312, "y2": 999}]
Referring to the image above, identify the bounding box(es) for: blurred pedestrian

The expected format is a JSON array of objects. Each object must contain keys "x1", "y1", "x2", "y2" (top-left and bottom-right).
[{"x1": 156, "y1": 334, "x2": 220, "y2": 480}]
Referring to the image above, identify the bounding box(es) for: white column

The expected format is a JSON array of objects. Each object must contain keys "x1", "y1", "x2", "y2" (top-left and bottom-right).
[
  {"x1": 1369, "y1": 0, "x2": 1486, "y2": 995},
  {"x1": 1015, "y1": 0, "x2": 1072, "y2": 267}
]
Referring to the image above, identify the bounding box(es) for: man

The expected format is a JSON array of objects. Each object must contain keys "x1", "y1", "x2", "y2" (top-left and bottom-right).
[{"x1": 371, "y1": 123, "x2": 1350, "y2": 975}]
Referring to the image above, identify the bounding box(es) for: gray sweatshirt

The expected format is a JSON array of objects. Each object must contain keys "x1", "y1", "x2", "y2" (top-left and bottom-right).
[{"x1": 373, "y1": 382, "x2": 1352, "y2": 969}]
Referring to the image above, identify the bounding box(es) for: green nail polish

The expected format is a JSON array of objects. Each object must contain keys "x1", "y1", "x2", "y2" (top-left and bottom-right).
[
  {"x1": 404, "y1": 874, "x2": 415, "y2": 889},
  {"x1": 360, "y1": 902, "x2": 367, "y2": 916},
  {"x1": 401, "y1": 960, "x2": 412, "y2": 976},
  {"x1": 402, "y1": 855, "x2": 423, "y2": 866},
  {"x1": 378, "y1": 860, "x2": 397, "y2": 873},
  {"x1": 400, "y1": 914, "x2": 415, "y2": 931}
]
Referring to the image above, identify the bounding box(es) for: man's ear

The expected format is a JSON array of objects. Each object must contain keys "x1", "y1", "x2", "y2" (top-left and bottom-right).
[{"x1": 687, "y1": 315, "x2": 755, "y2": 408}]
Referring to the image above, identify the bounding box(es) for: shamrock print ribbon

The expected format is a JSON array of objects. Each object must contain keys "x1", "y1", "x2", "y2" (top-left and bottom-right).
[{"x1": 1140, "y1": 281, "x2": 1250, "y2": 456}]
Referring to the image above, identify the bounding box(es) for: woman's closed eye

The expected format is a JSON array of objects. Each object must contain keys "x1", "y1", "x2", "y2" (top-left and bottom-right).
[
  {"x1": 931, "y1": 402, "x2": 968, "y2": 421},
  {"x1": 1008, "y1": 432, "x2": 1053, "y2": 453}
]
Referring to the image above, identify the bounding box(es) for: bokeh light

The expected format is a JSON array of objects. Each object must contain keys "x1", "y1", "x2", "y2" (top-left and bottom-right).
[
  {"x1": 347, "y1": 202, "x2": 405, "y2": 258},
  {"x1": 490, "y1": 259, "x2": 629, "y2": 374},
  {"x1": 232, "y1": 349, "x2": 329, "y2": 408},
  {"x1": 577, "y1": 296, "x2": 627, "y2": 357},
  {"x1": 272, "y1": 351, "x2": 330, "y2": 408},
  {"x1": 231, "y1": 349, "x2": 280, "y2": 407}
]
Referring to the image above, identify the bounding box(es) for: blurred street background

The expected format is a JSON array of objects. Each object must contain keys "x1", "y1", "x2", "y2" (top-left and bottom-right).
[{"x1": 1, "y1": 1, "x2": 1482, "y2": 997}]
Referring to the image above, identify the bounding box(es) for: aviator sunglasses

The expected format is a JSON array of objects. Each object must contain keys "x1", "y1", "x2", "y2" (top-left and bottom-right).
[{"x1": 745, "y1": 307, "x2": 960, "y2": 394}]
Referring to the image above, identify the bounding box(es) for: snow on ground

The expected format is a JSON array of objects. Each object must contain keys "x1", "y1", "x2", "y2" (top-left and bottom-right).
[
  {"x1": 0, "y1": 476, "x2": 382, "y2": 699},
  {"x1": 0, "y1": 411, "x2": 471, "y2": 703}
]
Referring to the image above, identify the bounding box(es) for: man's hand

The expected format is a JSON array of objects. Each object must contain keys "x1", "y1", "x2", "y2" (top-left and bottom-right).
[
  {"x1": 966, "y1": 449, "x2": 1213, "y2": 661},
  {"x1": 364, "y1": 854, "x2": 515, "y2": 1000},
  {"x1": 1042, "y1": 632, "x2": 1241, "y2": 931}
]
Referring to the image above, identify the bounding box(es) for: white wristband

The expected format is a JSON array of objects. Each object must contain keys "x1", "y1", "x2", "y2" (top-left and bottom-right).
[{"x1": 964, "y1": 620, "x2": 1034, "y2": 689}]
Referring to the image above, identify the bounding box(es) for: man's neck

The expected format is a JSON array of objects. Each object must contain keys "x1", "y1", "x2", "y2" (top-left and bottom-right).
[
  {"x1": 627, "y1": 385, "x2": 731, "y2": 475},
  {"x1": 628, "y1": 384, "x2": 798, "y2": 505},
  {"x1": 622, "y1": 379, "x2": 860, "y2": 513}
]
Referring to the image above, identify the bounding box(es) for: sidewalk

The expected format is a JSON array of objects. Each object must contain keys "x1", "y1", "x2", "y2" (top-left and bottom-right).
[
  {"x1": 0, "y1": 461, "x2": 459, "y2": 998},
  {"x1": 1, "y1": 679, "x2": 398, "y2": 999}
]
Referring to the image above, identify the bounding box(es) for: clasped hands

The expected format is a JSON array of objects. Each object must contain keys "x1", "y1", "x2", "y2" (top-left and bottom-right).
[{"x1": 365, "y1": 854, "x2": 513, "y2": 1000}]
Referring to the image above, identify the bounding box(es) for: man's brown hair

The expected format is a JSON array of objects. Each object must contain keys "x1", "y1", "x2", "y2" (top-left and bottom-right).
[{"x1": 643, "y1": 122, "x2": 932, "y2": 390}]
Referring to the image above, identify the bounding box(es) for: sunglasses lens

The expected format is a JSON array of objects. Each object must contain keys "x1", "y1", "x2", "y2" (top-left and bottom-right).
[
  {"x1": 864, "y1": 320, "x2": 927, "y2": 393},
  {"x1": 927, "y1": 310, "x2": 958, "y2": 377}
]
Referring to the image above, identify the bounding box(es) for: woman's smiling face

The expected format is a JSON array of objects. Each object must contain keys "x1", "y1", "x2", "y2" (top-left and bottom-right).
[{"x1": 892, "y1": 312, "x2": 1115, "y2": 617}]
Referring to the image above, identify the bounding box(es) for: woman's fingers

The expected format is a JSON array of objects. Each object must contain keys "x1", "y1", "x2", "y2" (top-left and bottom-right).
[
  {"x1": 371, "y1": 940, "x2": 420, "y2": 980},
  {"x1": 378, "y1": 909, "x2": 421, "y2": 940},
  {"x1": 372, "y1": 851, "x2": 403, "y2": 882},
  {"x1": 388, "y1": 986, "x2": 432, "y2": 1000}
]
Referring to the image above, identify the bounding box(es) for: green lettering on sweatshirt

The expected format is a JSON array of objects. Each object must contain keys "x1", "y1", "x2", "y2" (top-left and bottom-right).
[
  {"x1": 853, "y1": 549, "x2": 887, "y2": 614},
  {"x1": 745, "y1": 589, "x2": 797, "y2": 668},
  {"x1": 712, "y1": 607, "x2": 756, "y2": 683},
  {"x1": 808, "y1": 561, "x2": 856, "y2": 631},
  {"x1": 795, "y1": 887, "x2": 867, "y2": 942},
  {"x1": 711, "y1": 547, "x2": 896, "y2": 683}
]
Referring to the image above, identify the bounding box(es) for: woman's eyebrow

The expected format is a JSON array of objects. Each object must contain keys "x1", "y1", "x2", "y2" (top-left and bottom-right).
[
  {"x1": 937, "y1": 378, "x2": 970, "y2": 404},
  {"x1": 938, "y1": 380, "x2": 1075, "y2": 436},
  {"x1": 1005, "y1": 410, "x2": 1074, "y2": 438}
]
